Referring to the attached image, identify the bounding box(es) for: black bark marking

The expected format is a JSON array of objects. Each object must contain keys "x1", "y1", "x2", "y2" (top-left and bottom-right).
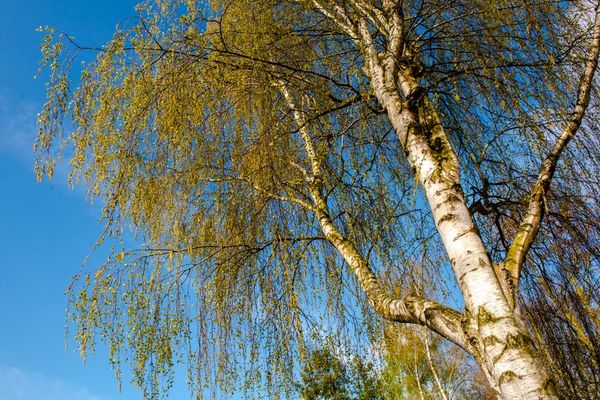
[
  {"x1": 498, "y1": 370, "x2": 520, "y2": 385},
  {"x1": 483, "y1": 335, "x2": 502, "y2": 347},
  {"x1": 493, "y1": 332, "x2": 536, "y2": 364},
  {"x1": 454, "y1": 227, "x2": 477, "y2": 241},
  {"x1": 438, "y1": 213, "x2": 457, "y2": 225},
  {"x1": 477, "y1": 307, "x2": 502, "y2": 327}
]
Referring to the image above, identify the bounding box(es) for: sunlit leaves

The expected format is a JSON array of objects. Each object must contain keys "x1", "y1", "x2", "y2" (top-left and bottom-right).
[{"x1": 35, "y1": 0, "x2": 599, "y2": 398}]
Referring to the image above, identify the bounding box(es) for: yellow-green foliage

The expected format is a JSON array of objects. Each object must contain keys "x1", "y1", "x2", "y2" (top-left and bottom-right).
[{"x1": 35, "y1": 0, "x2": 599, "y2": 398}]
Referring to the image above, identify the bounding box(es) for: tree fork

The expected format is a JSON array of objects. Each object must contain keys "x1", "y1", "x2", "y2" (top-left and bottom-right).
[{"x1": 350, "y1": 8, "x2": 559, "y2": 398}]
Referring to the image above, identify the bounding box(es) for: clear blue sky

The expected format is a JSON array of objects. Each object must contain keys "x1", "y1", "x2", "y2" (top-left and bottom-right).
[{"x1": 0, "y1": 1, "x2": 188, "y2": 399}]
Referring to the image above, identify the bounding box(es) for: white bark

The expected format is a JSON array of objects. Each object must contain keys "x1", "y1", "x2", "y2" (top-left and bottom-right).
[
  {"x1": 371, "y1": 69, "x2": 555, "y2": 400},
  {"x1": 355, "y1": 11, "x2": 557, "y2": 399},
  {"x1": 307, "y1": 1, "x2": 600, "y2": 398}
]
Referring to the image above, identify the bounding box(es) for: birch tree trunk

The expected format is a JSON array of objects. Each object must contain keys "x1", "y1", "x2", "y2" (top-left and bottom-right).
[
  {"x1": 302, "y1": 0, "x2": 588, "y2": 395},
  {"x1": 349, "y1": 12, "x2": 559, "y2": 399},
  {"x1": 372, "y1": 69, "x2": 556, "y2": 400},
  {"x1": 321, "y1": 1, "x2": 600, "y2": 397},
  {"x1": 284, "y1": 49, "x2": 558, "y2": 395}
]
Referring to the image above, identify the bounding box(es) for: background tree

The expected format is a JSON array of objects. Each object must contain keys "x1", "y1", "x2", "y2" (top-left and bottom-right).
[
  {"x1": 35, "y1": 0, "x2": 600, "y2": 399},
  {"x1": 298, "y1": 337, "x2": 383, "y2": 400},
  {"x1": 298, "y1": 328, "x2": 488, "y2": 400},
  {"x1": 521, "y1": 239, "x2": 600, "y2": 399},
  {"x1": 380, "y1": 324, "x2": 492, "y2": 400}
]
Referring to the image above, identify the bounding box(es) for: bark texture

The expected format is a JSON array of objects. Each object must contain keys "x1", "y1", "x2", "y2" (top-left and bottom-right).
[
  {"x1": 365, "y1": 60, "x2": 557, "y2": 400},
  {"x1": 299, "y1": 1, "x2": 600, "y2": 398},
  {"x1": 351, "y1": 8, "x2": 560, "y2": 398}
]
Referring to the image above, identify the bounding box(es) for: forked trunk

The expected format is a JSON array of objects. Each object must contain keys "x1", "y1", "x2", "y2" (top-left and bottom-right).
[
  {"x1": 314, "y1": 2, "x2": 599, "y2": 397},
  {"x1": 366, "y1": 59, "x2": 557, "y2": 399}
]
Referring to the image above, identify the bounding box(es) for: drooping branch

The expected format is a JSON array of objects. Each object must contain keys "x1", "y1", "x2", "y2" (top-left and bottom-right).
[
  {"x1": 276, "y1": 79, "x2": 467, "y2": 349},
  {"x1": 504, "y1": 2, "x2": 600, "y2": 297}
]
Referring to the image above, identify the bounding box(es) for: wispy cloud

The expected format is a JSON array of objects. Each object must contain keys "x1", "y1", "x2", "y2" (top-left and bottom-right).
[
  {"x1": 0, "y1": 95, "x2": 38, "y2": 162},
  {"x1": 0, "y1": 93, "x2": 90, "y2": 197},
  {"x1": 0, "y1": 365, "x2": 111, "y2": 400}
]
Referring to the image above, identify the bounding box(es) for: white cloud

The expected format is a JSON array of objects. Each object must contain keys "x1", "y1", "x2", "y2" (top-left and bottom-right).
[
  {"x1": 0, "y1": 93, "x2": 89, "y2": 196},
  {"x1": 0, "y1": 366, "x2": 111, "y2": 400},
  {"x1": 0, "y1": 95, "x2": 38, "y2": 161}
]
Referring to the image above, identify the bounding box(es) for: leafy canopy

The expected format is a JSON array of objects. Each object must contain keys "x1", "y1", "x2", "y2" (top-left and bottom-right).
[{"x1": 35, "y1": 0, "x2": 599, "y2": 397}]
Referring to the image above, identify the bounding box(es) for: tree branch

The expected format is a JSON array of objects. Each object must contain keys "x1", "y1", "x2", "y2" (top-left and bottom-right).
[
  {"x1": 504, "y1": 2, "x2": 600, "y2": 299},
  {"x1": 310, "y1": 0, "x2": 357, "y2": 37},
  {"x1": 276, "y1": 77, "x2": 467, "y2": 349},
  {"x1": 348, "y1": 0, "x2": 389, "y2": 36}
]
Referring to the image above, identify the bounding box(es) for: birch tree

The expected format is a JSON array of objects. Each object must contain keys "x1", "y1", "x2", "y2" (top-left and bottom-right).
[{"x1": 36, "y1": 0, "x2": 600, "y2": 399}]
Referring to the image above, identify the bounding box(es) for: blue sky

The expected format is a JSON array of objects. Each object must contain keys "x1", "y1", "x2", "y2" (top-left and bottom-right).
[{"x1": 0, "y1": 1, "x2": 188, "y2": 399}]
